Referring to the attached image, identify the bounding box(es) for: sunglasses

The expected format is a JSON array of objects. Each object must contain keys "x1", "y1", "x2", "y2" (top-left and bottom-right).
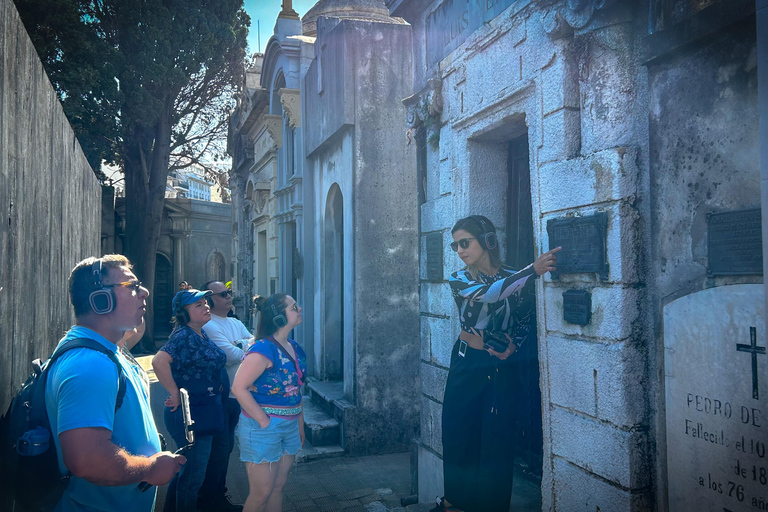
[
  {"x1": 214, "y1": 290, "x2": 233, "y2": 298},
  {"x1": 450, "y1": 237, "x2": 476, "y2": 252},
  {"x1": 105, "y1": 280, "x2": 143, "y2": 293}
]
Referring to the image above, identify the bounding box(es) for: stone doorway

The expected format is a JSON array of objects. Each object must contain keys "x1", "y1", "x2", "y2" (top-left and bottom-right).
[
  {"x1": 506, "y1": 133, "x2": 544, "y2": 485},
  {"x1": 323, "y1": 184, "x2": 344, "y2": 382},
  {"x1": 154, "y1": 253, "x2": 174, "y2": 340}
]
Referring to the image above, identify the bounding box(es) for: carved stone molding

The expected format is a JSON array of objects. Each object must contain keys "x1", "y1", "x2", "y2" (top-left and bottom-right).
[
  {"x1": 278, "y1": 88, "x2": 301, "y2": 128},
  {"x1": 254, "y1": 190, "x2": 270, "y2": 215},
  {"x1": 543, "y1": 0, "x2": 620, "y2": 37},
  {"x1": 264, "y1": 115, "x2": 284, "y2": 148},
  {"x1": 403, "y1": 78, "x2": 443, "y2": 128}
]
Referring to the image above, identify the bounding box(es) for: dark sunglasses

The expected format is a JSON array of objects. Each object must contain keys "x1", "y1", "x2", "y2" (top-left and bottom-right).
[
  {"x1": 105, "y1": 280, "x2": 143, "y2": 293},
  {"x1": 450, "y1": 237, "x2": 476, "y2": 252},
  {"x1": 214, "y1": 290, "x2": 233, "y2": 298}
]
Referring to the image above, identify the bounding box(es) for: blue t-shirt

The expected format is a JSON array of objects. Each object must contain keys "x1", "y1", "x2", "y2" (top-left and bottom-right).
[
  {"x1": 45, "y1": 326, "x2": 162, "y2": 512},
  {"x1": 245, "y1": 338, "x2": 307, "y2": 412}
]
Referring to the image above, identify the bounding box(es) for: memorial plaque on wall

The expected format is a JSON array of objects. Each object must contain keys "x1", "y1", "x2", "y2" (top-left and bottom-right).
[
  {"x1": 707, "y1": 208, "x2": 763, "y2": 276},
  {"x1": 426, "y1": 232, "x2": 444, "y2": 282},
  {"x1": 546, "y1": 213, "x2": 609, "y2": 280},
  {"x1": 563, "y1": 289, "x2": 591, "y2": 325},
  {"x1": 664, "y1": 284, "x2": 767, "y2": 512}
]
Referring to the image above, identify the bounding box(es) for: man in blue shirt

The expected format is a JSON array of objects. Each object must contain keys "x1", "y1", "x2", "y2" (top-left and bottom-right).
[{"x1": 45, "y1": 255, "x2": 186, "y2": 511}]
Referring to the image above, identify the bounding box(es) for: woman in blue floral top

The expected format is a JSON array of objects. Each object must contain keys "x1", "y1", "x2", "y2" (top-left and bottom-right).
[
  {"x1": 152, "y1": 289, "x2": 227, "y2": 512},
  {"x1": 232, "y1": 293, "x2": 306, "y2": 512}
]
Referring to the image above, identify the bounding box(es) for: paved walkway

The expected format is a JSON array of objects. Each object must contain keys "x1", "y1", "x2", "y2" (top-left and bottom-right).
[{"x1": 155, "y1": 449, "x2": 428, "y2": 512}]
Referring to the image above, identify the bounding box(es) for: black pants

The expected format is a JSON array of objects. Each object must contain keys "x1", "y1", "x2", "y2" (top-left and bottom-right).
[
  {"x1": 442, "y1": 339, "x2": 517, "y2": 512},
  {"x1": 198, "y1": 397, "x2": 241, "y2": 505}
]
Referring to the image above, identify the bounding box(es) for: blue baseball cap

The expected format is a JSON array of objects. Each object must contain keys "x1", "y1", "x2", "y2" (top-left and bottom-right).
[{"x1": 172, "y1": 289, "x2": 212, "y2": 315}]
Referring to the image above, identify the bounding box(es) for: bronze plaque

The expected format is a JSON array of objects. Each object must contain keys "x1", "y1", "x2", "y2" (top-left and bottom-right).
[
  {"x1": 707, "y1": 208, "x2": 763, "y2": 276},
  {"x1": 563, "y1": 289, "x2": 592, "y2": 326},
  {"x1": 547, "y1": 213, "x2": 609, "y2": 280},
  {"x1": 426, "y1": 232, "x2": 444, "y2": 282}
]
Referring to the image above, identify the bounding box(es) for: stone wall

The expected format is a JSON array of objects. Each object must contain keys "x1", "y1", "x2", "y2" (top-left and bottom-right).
[
  {"x1": 0, "y1": 0, "x2": 101, "y2": 506},
  {"x1": 643, "y1": 4, "x2": 761, "y2": 510},
  {"x1": 397, "y1": 0, "x2": 654, "y2": 508}
]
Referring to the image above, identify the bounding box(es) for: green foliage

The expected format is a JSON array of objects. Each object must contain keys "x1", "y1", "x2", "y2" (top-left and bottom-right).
[{"x1": 13, "y1": 0, "x2": 249, "y2": 177}]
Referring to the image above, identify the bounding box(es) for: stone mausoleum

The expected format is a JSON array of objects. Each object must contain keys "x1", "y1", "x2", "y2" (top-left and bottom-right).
[
  {"x1": 387, "y1": 0, "x2": 766, "y2": 510},
  {"x1": 232, "y1": 0, "x2": 766, "y2": 509},
  {"x1": 230, "y1": 0, "x2": 420, "y2": 457}
]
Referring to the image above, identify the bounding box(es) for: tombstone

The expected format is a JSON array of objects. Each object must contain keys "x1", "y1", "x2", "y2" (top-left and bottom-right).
[{"x1": 664, "y1": 284, "x2": 767, "y2": 511}]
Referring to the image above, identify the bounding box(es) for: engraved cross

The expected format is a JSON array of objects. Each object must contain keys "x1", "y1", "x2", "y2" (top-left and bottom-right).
[{"x1": 736, "y1": 326, "x2": 765, "y2": 400}]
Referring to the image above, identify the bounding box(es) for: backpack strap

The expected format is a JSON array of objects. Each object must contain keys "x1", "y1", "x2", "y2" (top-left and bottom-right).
[{"x1": 47, "y1": 338, "x2": 127, "y2": 411}]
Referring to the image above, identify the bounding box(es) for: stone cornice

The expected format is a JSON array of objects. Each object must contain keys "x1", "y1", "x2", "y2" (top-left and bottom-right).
[
  {"x1": 264, "y1": 115, "x2": 284, "y2": 148},
  {"x1": 402, "y1": 78, "x2": 443, "y2": 128},
  {"x1": 543, "y1": 0, "x2": 621, "y2": 38},
  {"x1": 278, "y1": 88, "x2": 301, "y2": 128}
]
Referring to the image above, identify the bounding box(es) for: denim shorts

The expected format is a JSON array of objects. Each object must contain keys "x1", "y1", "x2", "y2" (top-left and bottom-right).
[{"x1": 237, "y1": 414, "x2": 302, "y2": 464}]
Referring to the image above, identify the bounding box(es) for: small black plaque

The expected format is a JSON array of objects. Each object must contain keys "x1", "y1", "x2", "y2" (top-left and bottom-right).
[
  {"x1": 707, "y1": 208, "x2": 763, "y2": 276},
  {"x1": 426, "y1": 232, "x2": 444, "y2": 282},
  {"x1": 547, "y1": 213, "x2": 609, "y2": 280},
  {"x1": 563, "y1": 289, "x2": 592, "y2": 326}
]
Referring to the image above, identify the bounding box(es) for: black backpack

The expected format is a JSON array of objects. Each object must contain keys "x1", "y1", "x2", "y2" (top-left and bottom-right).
[{"x1": 0, "y1": 338, "x2": 127, "y2": 511}]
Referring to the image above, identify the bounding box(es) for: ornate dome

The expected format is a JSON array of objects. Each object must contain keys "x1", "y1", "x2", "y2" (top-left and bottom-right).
[{"x1": 302, "y1": 0, "x2": 392, "y2": 36}]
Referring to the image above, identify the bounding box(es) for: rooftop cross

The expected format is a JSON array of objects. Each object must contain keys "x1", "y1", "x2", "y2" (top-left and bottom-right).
[{"x1": 279, "y1": 0, "x2": 300, "y2": 20}]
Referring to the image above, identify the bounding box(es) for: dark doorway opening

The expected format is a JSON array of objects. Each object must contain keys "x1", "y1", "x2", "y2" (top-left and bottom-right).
[
  {"x1": 323, "y1": 184, "x2": 344, "y2": 382},
  {"x1": 506, "y1": 133, "x2": 543, "y2": 481}
]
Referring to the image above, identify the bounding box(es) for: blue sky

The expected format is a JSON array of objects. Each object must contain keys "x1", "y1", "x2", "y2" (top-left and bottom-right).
[{"x1": 243, "y1": 0, "x2": 318, "y2": 53}]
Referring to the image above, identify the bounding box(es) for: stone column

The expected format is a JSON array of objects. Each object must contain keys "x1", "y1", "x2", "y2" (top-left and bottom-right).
[
  {"x1": 538, "y1": 2, "x2": 650, "y2": 509},
  {"x1": 171, "y1": 233, "x2": 185, "y2": 287},
  {"x1": 758, "y1": 0, "x2": 768, "y2": 338}
]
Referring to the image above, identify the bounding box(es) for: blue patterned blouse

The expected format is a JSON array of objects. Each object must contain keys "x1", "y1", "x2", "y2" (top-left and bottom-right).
[
  {"x1": 243, "y1": 338, "x2": 307, "y2": 418},
  {"x1": 159, "y1": 325, "x2": 227, "y2": 385}
]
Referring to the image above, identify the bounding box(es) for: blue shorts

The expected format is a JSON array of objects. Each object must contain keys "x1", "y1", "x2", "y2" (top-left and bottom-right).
[{"x1": 237, "y1": 414, "x2": 302, "y2": 464}]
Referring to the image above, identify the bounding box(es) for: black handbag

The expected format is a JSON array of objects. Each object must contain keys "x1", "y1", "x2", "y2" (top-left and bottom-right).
[{"x1": 183, "y1": 368, "x2": 227, "y2": 435}]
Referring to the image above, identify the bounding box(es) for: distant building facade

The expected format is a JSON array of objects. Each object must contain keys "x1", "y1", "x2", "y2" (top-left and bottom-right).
[{"x1": 230, "y1": 0, "x2": 420, "y2": 456}]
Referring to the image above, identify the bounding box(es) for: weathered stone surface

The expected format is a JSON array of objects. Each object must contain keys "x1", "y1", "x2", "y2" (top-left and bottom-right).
[
  {"x1": 420, "y1": 395, "x2": 443, "y2": 456},
  {"x1": 547, "y1": 335, "x2": 646, "y2": 427},
  {"x1": 541, "y1": 51, "x2": 579, "y2": 117},
  {"x1": 417, "y1": 445, "x2": 444, "y2": 504},
  {"x1": 419, "y1": 282, "x2": 453, "y2": 318},
  {"x1": 539, "y1": 108, "x2": 581, "y2": 163},
  {"x1": 420, "y1": 194, "x2": 452, "y2": 233},
  {"x1": 551, "y1": 407, "x2": 649, "y2": 488},
  {"x1": 553, "y1": 457, "x2": 651, "y2": 511},
  {"x1": 420, "y1": 362, "x2": 448, "y2": 403},
  {"x1": 538, "y1": 148, "x2": 638, "y2": 214},
  {"x1": 420, "y1": 314, "x2": 453, "y2": 368},
  {"x1": 664, "y1": 284, "x2": 766, "y2": 512},
  {"x1": 544, "y1": 285, "x2": 640, "y2": 341}
]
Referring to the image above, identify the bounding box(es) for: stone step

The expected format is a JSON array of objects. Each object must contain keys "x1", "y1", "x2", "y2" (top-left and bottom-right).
[
  {"x1": 295, "y1": 439, "x2": 346, "y2": 462},
  {"x1": 302, "y1": 399, "x2": 340, "y2": 447},
  {"x1": 306, "y1": 378, "x2": 344, "y2": 419}
]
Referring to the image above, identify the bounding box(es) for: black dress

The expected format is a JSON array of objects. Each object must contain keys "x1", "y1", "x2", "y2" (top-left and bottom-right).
[{"x1": 442, "y1": 265, "x2": 536, "y2": 511}]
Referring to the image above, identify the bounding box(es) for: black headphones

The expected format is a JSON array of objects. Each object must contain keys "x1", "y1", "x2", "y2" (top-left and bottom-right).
[
  {"x1": 269, "y1": 297, "x2": 287, "y2": 329},
  {"x1": 468, "y1": 215, "x2": 498, "y2": 251},
  {"x1": 88, "y1": 259, "x2": 116, "y2": 315}
]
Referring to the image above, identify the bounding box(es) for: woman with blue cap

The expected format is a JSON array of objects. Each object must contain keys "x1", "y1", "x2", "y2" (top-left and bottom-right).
[{"x1": 152, "y1": 289, "x2": 228, "y2": 512}]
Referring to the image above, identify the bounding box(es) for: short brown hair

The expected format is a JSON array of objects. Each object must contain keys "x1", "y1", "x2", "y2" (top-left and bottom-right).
[{"x1": 68, "y1": 255, "x2": 132, "y2": 317}]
